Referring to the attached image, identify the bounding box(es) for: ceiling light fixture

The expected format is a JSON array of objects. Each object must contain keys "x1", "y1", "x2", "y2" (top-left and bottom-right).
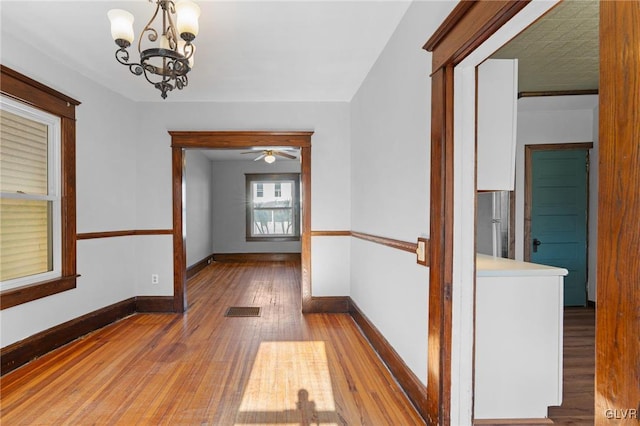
[
  {"x1": 108, "y1": 0, "x2": 201, "y2": 100},
  {"x1": 264, "y1": 152, "x2": 276, "y2": 164}
]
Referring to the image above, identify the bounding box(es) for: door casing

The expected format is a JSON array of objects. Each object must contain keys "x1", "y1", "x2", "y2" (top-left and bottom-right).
[
  {"x1": 426, "y1": 1, "x2": 640, "y2": 424},
  {"x1": 169, "y1": 131, "x2": 313, "y2": 313}
]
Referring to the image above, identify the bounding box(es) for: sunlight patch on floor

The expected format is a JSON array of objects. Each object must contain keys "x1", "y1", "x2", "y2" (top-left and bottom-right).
[{"x1": 236, "y1": 341, "x2": 339, "y2": 426}]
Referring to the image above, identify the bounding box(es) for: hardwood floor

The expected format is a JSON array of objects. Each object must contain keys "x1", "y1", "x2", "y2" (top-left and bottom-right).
[
  {"x1": 0, "y1": 260, "x2": 425, "y2": 425},
  {"x1": 547, "y1": 307, "x2": 595, "y2": 426}
]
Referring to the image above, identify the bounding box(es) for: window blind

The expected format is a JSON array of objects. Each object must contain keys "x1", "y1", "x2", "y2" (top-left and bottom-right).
[
  {"x1": 0, "y1": 110, "x2": 48, "y2": 194},
  {"x1": 0, "y1": 109, "x2": 52, "y2": 282}
]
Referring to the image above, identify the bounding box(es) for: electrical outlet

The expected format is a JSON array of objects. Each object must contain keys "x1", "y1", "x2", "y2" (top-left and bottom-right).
[{"x1": 151, "y1": 274, "x2": 159, "y2": 284}]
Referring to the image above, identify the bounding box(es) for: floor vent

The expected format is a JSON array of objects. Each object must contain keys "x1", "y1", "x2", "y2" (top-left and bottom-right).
[{"x1": 225, "y1": 306, "x2": 261, "y2": 317}]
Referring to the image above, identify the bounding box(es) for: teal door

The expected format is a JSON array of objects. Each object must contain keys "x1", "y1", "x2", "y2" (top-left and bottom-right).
[{"x1": 530, "y1": 149, "x2": 588, "y2": 306}]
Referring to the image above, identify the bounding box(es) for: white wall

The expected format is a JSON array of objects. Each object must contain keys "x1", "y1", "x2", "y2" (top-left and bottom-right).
[
  {"x1": 185, "y1": 151, "x2": 214, "y2": 265},
  {"x1": 311, "y1": 236, "x2": 351, "y2": 297},
  {"x1": 349, "y1": 1, "x2": 456, "y2": 385},
  {"x1": 515, "y1": 95, "x2": 598, "y2": 301},
  {"x1": 211, "y1": 159, "x2": 301, "y2": 254},
  {"x1": 0, "y1": 33, "x2": 141, "y2": 346}
]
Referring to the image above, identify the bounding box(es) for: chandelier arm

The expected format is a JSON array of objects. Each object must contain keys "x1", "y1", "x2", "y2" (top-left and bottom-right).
[
  {"x1": 165, "y1": 26, "x2": 179, "y2": 51},
  {"x1": 164, "y1": 1, "x2": 180, "y2": 50},
  {"x1": 115, "y1": 48, "x2": 144, "y2": 76},
  {"x1": 174, "y1": 58, "x2": 189, "y2": 77},
  {"x1": 139, "y1": 1, "x2": 162, "y2": 54},
  {"x1": 169, "y1": 59, "x2": 184, "y2": 79},
  {"x1": 166, "y1": 0, "x2": 176, "y2": 14},
  {"x1": 114, "y1": 47, "x2": 131, "y2": 65},
  {"x1": 141, "y1": 64, "x2": 161, "y2": 85},
  {"x1": 183, "y1": 42, "x2": 195, "y2": 60},
  {"x1": 175, "y1": 73, "x2": 188, "y2": 90},
  {"x1": 129, "y1": 64, "x2": 144, "y2": 76}
]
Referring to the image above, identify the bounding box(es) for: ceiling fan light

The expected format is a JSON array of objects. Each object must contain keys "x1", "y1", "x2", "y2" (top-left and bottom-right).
[{"x1": 264, "y1": 154, "x2": 276, "y2": 164}]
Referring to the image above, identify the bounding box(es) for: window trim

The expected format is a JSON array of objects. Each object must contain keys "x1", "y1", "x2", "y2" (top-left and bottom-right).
[
  {"x1": 245, "y1": 173, "x2": 301, "y2": 242},
  {"x1": 0, "y1": 65, "x2": 80, "y2": 310}
]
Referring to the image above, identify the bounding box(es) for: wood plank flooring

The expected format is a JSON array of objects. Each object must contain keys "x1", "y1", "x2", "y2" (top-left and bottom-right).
[
  {"x1": 1, "y1": 260, "x2": 425, "y2": 425},
  {"x1": 547, "y1": 307, "x2": 595, "y2": 426}
]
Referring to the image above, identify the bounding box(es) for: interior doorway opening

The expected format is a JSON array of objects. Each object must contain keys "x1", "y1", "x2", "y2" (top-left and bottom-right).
[
  {"x1": 426, "y1": 0, "x2": 639, "y2": 423},
  {"x1": 469, "y1": 2, "x2": 597, "y2": 423},
  {"x1": 169, "y1": 131, "x2": 313, "y2": 313},
  {"x1": 524, "y1": 143, "x2": 594, "y2": 307}
]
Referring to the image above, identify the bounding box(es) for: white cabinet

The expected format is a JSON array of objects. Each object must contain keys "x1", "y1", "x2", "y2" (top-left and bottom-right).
[
  {"x1": 475, "y1": 254, "x2": 567, "y2": 420},
  {"x1": 477, "y1": 59, "x2": 518, "y2": 190}
]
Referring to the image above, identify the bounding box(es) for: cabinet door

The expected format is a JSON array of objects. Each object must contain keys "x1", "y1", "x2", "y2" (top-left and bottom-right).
[{"x1": 477, "y1": 59, "x2": 518, "y2": 190}]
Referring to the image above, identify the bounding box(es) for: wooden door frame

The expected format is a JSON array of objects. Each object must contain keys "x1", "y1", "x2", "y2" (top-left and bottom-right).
[
  {"x1": 524, "y1": 142, "x2": 593, "y2": 262},
  {"x1": 596, "y1": 1, "x2": 640, "y2": 420},
  {"x1": 426, "y1": 1, "x2": 640, "y2": 424},
  {"x1": 169, "y1": 131, "x2": 313, "y2": 313}
]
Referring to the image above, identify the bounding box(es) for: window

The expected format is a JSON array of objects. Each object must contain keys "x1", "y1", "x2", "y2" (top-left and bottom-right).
[
  {"x1": 0, "y1": 65, "x2": 79, "y2": 310},
  {"x1": 246, "y1": 173, "x2": 300, "y2": 241},
  {"x1": 1, "y1": 98, "x2": 61, "y2": 287}
]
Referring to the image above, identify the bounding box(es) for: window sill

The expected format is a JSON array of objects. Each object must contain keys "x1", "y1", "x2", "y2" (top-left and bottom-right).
[
  {"x1": 246, "y1": 236, "x2": 301, "y2": 242},
  {"x1": 1, "y1": 275, "x2": 79, "y2": 310}
]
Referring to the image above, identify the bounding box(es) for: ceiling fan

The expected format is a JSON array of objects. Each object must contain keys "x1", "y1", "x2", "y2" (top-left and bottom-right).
[{"x1": 241, "y1": 149, "x2": 298, "y2": 163}]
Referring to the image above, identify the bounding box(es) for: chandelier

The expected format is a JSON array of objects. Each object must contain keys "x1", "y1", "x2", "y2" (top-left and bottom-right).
[{"x1": 108, "y1": 0, "x2": 201, "y2": 99}]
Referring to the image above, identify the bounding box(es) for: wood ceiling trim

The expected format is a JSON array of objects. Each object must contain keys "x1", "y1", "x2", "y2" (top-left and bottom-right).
[
  {"x1": 425, "y1": 1, "x2": 531, "y2": 71},
  {"x1": 518, "y1": 89, "x2": 599, "y2": 98}
]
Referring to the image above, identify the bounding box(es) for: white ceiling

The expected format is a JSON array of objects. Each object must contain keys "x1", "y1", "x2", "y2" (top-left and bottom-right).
[
  {"x1": 492, "y1": 0, "x2": 599, "y2": 93},
  {"x1": 0, "y1": 0, "x2": 412, "y2": 103},
  {"x1": 200, "y1": 147, "x2": 300, "y2": 161}
]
